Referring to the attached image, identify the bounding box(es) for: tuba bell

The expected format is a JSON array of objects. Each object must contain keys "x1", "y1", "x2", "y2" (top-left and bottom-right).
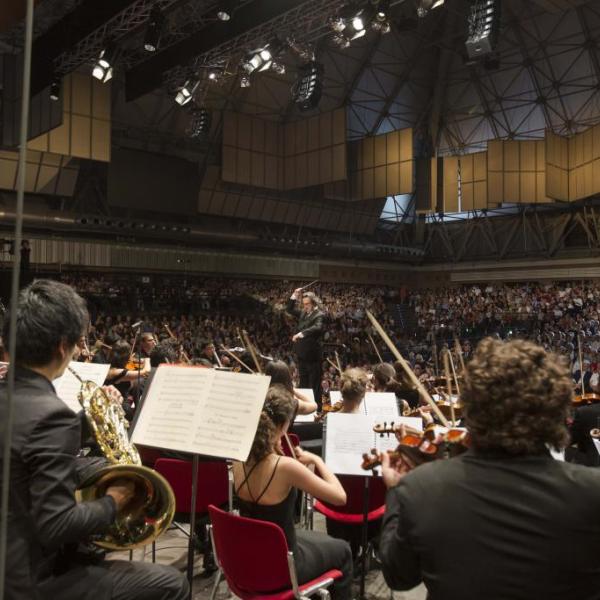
[{"x1": 70, "y1": 368, "x2": 176, "y2": 550}]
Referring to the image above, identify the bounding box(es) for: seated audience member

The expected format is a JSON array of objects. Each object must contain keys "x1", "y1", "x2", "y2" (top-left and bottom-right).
[{"x1": 379, "y1": 338, "x2": 600, "y2": 600}]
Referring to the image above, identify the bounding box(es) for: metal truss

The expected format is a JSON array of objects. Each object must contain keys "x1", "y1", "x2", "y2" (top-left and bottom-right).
[
  {"x1": 421, "y1": 199, "x2": 600, "y2": 263},
  {"x1": 53, "y1": 0, "x2": 186, "y2": 75}
]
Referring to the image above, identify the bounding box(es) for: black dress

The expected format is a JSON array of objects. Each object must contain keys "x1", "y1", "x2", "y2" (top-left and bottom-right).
[{"x1": 235, "y1": 457, "x2": 353, "y2": 600}]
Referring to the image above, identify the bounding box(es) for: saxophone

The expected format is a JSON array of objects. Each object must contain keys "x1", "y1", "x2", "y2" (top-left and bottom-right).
[{"x1": 70, "y1": 368, "x2": 176, "y2": 550}]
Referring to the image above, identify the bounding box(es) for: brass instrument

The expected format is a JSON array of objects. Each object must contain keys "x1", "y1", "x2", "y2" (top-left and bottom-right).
[{"x1": 70, "y1": 368, "x2": 175, "y2": 549}]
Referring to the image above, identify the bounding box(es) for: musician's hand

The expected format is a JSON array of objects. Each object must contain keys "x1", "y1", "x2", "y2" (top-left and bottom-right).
[
  {"x1": 381, "y1": 451, "x2": 413, "y2": 489},
  {"x1": 292, "y1": 332, "x2": 304, "y2": 342},
  {"x1": 418, "y1": 406, "x2": 434, "y2": 426},
  {"x1": 106, "y1": 479, "x2": 135, "y2": 511},
  {"x1": 294, "y1": 447, "x2": 318, "y2": 466},
  {"x1": 291, "y1": 287, "x2": 302, "y2": 300},
  {"x1": 102, "y1": 385, "x2": 124, "y2": 405}
]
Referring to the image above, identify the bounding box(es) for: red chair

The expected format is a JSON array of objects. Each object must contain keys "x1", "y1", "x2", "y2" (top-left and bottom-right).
[
  {"x1": 314, "y1": 475, "x2": 386, "y2": 562},
  {"x1": 136, "y1": 445, "x2": 162, "y2": 468},
  {"x1": 208, "y1": 504, "x2": 342, "y2": 600}
]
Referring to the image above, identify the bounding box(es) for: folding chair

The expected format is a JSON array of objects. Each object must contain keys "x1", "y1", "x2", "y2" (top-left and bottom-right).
[{"x1": 208, "y1": 504, "x2": 342, "y2": 600}]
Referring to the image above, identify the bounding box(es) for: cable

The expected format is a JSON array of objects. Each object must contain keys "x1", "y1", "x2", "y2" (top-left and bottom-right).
[{"x1": 0, "y1": 0, "x2": 34, "y2": 598}]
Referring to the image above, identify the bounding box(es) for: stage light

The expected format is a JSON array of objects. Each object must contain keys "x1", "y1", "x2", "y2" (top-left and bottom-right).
[
  {"x1": 271, "y1": 61, "x2": 286, "y2": 75},
  {"x1": 329, "y1": 16, "x2": 346, "y2": 32},
  {"x1": 50, "y1": 77, "x2": 61, "y2": 101},
  {"x1": 291, "y1": 61, "x2": 323, "y2": 111},
  {"x1": 417, "y1": 0, "x2": 445, "y2": 17},
  {"x1": 175, "y1": 80, "x2": 196, "y2": 106},
  {"x1": 240, "y1": 76, "x2": 251, "y2": 88},
  {"x1": 208, "y1": 67, "x2": 223, "y2": 82},
  {"x1": 217, "y1": 0, "x2": 236, "y2": 21},
  {"x1": 376, "y1": 0, "x2": 390, "y2": 20},
  {"x1": 187, "y1": 107, "x2": 212, "y2": 138},
  {"x1": 352, "y1": 15, "x2": 365, "y2": 31},
  {"x1": 372, "y1": 19, "x2": 391, "y2": 34},
  {"x1": 333, "y1": 33, "x2": 351, "y2": 49},
  {"x1": 92, "y1": 46, "x2": 118, "y2": 83},
  {"x1": 144, "y1": 6, "x2": 164, "y2": 52}
]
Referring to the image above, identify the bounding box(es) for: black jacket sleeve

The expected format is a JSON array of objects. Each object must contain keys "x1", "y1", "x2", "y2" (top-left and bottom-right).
[
  {"x1": 286, "y1": 298, "x2": 301, "y2": 318},
  {"x1": 21, "y1": 405, "x2": 116, "y2": 551},
  {"x1": 379, "y1": 484, "x2": 422, "y2": 591},
  {"x1": 301, "y1": 311, "x2": 324, "y2": 338}
]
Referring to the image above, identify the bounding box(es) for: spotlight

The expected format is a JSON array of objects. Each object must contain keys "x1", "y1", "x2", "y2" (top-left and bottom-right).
[
  {"x1": 187, "y1": 107, "x2": 212, "y2": 138},
  {"x1": 352, "y1": 15, "x2": 365, "y2": 31},
  {"x1": 329, "y1": 16, "x2": 346, "y2": 32},
  {"x1": 333, "y1": 33, "x2": 351, "y2": 49},
  {"x1": 175, "y1": 80, "x2": 197, "y2": 106},
  {"x1": 376, "y1": 0, "x2": 390, "y2": 20},
  {"x1": 144, "y1": 6, "x2": 164, "y2": 52},
  {"x1": 291, "y1": 61, "x2": 323, "y2": 111},
  {"x1": 417, "y1": 0, "x2": 445, "y2": 18},
  {"x1": 372, "y1": 19, "x2": 391, "y2": 34},
  {"x1": 208, "y1": 67, "x2": 223, "y2": 81},
  {"x1": 271, "y1": 61, "x2": 286, "y2": 75},
  {"x1": 50, "y1": 77, "x2": 61, "y2": 101},
  {"x1": 217, "y1": 0, "x2": 236, "y2": 21},
  {"x1": 240, "y1": 75, "x2": 251, "y2": 88},
  {"x1": 92, "y1": 45, "x2": 119, "y2": 83}
]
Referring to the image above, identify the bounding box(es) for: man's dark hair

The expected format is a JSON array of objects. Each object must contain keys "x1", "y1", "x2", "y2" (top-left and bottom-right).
[
  {"x1": 3, "y1": 279, "x2": 89, "y2": 367},
  {"x1": 463, "y1": 337, "x2": 572, "y2": 455},
  {"x1": 150, "y1": 339, "x2": 179, "y2": 367},
  {"x1": 110, "y1": 340, "x2": 131, "y2": 369}
]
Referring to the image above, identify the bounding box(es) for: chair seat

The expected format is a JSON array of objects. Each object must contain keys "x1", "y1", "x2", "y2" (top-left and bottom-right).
[
  {"x1": 313, "y1": 500, "x2": 385, "y2": 524},
  {"x1": 231, "y1": 569, "x2": 343, "y2": 600}
]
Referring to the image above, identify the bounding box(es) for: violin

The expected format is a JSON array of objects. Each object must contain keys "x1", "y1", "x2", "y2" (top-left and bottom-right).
[
  {"x1": 572, "y1": 392, "x2": 600, "y2": 407},
  {"x1": 321, "y1": 400, "x2": 343, "y2": 413},
  {"x1": 361, "y1": 423, "x2": 470, "y2": 471},
  {"x1": 125, "y1": 358, "x2": 145, "y2": 371}
]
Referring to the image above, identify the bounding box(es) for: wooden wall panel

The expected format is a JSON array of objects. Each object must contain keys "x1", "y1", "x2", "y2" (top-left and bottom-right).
[
  {"x1": 460, "y1": 152, "x2": 487, "y2": 210},
  {"x1": 545, "y1": 130, "x2": 569, "y2": 201},
  {"x1": 443, "y1": 156, "x2": 459, "y2": 213}
]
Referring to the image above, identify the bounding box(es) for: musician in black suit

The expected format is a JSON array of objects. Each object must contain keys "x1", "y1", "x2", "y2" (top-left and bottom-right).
[
  {"x1": 379, "y1": 337, "x2": 600, "y2": 600},
  {"x1": 0, "y1": 280, "x2": 188, "y2": 600},
  {"x1": 287, "y1": 288, "x2": 324, "y2": 409},
  {"x1": 570, "y1": 403, "x2": 600, "y2": 466}
]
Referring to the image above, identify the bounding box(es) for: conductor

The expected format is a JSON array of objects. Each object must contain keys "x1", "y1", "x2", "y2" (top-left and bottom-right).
[{"x1": 287, "y1": 287, "x2": 324, "y2": 409}]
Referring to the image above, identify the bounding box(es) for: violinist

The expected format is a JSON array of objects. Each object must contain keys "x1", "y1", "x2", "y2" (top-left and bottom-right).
[
  {"x1": 197, "y1": 339, "x2": 220, "y2": 366},
  {"x1": 233, "y1": 385, "x2": 353, "y2": 599},
  {"x1": 379, "y1": 338, "x2": 600, "y2": 600},
  {"x1": 265, "y1": 360, "x2": 318, "y2": 415},
  {"x1": 91, "y1": 332, "x2": 119, "y2": 364},
  {"x1": 140, "y1": 331, "x2": 158, "y2": 358},
  {"x1": 338, "y1": 368, "x2": 368, "y2": 414}
]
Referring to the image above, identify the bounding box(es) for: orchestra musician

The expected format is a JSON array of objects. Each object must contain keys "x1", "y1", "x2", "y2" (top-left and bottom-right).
[
  {"x1": 0, "y1": 279, "x2": 188, "y2": 600},
  {"x1": 264, "y1": 360, "x2": 318, "y2": 415},
  {"x1": 286, "y1": 288, "x2": 325, "y2": 409},
  {"x1": 233, "y1": 385, "x2": 353, "y2": 599},
  {"x1": 379, "y1": 337, "x2": 600, "y2": 600},
  {"x1": 338, "y1": 368, "x2": 368, "y2": 414},
  {"x1": 139, "y1": 331, "x2": 158, "y2": 358}
]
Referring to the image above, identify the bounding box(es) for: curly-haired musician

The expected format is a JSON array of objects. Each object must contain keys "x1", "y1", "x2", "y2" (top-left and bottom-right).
[
  {"x1": 0, "y1": 280, "x2": 188, "y2": 600},
  {"x1": 379, "y1": 338, "x2": 600, "y2": 600}
]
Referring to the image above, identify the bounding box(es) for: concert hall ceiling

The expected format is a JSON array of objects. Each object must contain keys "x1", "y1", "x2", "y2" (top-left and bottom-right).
[{"x1": 1, "y1": 0, "x2": 600, "y2": 264}]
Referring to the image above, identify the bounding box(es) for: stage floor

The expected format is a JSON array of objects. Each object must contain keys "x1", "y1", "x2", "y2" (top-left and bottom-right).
[{"x1": 107, "y1": 512, "x2": 426, "y2": 600}]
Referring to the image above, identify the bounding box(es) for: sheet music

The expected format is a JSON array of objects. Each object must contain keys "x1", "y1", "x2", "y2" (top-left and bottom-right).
[
  {"x1": 330, "y1": 390, "x2": 341, "y2": 403},
  {"x1": 132, "y1": 365, "x2": 270, "y2": 461},
  {"x1": 364, "y1": 392, "x2": 399, "y2": 419},
  {"x1": 324, "y1": 413, "x2": 423, "y2": 476},
  {"x1": 294, "y1": 388, "x2": 316, "y2": 423},
  {"x1": 53, "y1": 361, "x2": 110, "y2": 413}
]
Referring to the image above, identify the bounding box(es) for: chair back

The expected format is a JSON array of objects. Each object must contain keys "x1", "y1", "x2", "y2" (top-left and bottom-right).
[
  {"x1": 209, "y1": 504, "x2": 292, "y2": 595},
  {"x1": 321, "y1": 474, "x2": 386, "y2": 514},
  {"x1": 154, "y1": 458, "x2": 228, "y2": 514}
]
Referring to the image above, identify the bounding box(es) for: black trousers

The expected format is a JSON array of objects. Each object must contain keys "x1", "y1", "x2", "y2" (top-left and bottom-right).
[
  {"x1": 298, "y1": 359, "x2": 322, "y2": 409},
  {"x1": 295, "y1": 530, "x2": 353, "y2": 600},
  {"x1": 39, "y1": 559, "x2": 189, "y2": 600}
]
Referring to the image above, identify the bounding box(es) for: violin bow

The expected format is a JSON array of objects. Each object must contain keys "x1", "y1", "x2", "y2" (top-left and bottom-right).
[
  {"x1": 366, "y1": 310, "x2": 450, "y2": 427},
  {"x1": 220, "y1": 345, "x2": 254, "y2": 374},
  {"x1": 326, "y1": 357, "x2": 342, "y2": 375},
  {"x1": 241, "y1": 330, "x2": 263, "y2": 374},
  {"x1": 368, "y1": 333, "x2": 384, "y2": 363},
  {"x1": 453, "y1": 335, "x2": 466, "y2": 374},
  {"x1": 431, "y1": 330, "x2": 439, "y2": 377},
  {"x1": 443, "y1": 349, "x2": 457, "y2": 427},
  {"x1": 334, "y1": 350, "x2": 343, "y2": 375},
  {"x1": 212, "y1": 341, "x2": 223, "y2": 368},
  {"x1": 577, "y1": 333, "x2": 586, "y2": 396},
  {"x1": 164, "y1": 323, "x2": 191, "y2": 364}
]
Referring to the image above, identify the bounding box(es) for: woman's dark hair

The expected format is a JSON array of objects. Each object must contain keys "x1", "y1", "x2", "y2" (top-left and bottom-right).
[
  {"x1": 248, "y1": 384, "x2": 296, "y2": 464},
  {"x1": 340, "y1": 367, "x2": 368, "y2": 407},
  {"x1": 111, "y1": 340, "x2": 131, "y2": 369},
  {"x1": 463, "y1": 337, "x2": 572, "y2": 455},
  {"x1": 373, "y1": 363, "x2": 401, "y2": 393},
  {"x1": 265, "y1": 360, "x2": 293, "y2": 393},
  {"x1": 2, "y1": 279, "x2": 88, "y2": 367}
]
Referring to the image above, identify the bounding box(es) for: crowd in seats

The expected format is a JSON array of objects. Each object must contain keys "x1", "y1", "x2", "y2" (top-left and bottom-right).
[{"x1": 52, "y1": 273, "x2": 600, "y2": 395}]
